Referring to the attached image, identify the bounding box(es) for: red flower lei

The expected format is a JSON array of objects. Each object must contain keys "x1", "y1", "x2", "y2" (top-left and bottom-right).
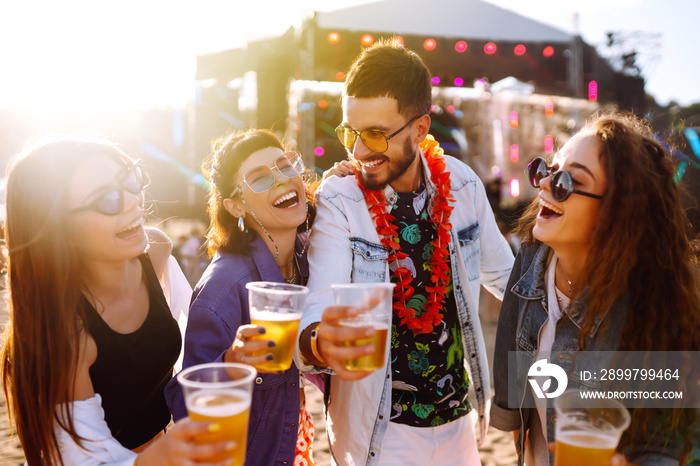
[{"x1": 357, "y1": 135, "x2": 454, "y2": 334}]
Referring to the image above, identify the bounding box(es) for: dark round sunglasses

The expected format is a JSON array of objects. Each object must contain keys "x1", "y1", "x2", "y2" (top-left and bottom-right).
[
  {"x1": 527, "y1": 157, "x2": 603, "y2": 202},
  {"x1": 71, "y1": 161, "x2": 148, "y2": 216}
]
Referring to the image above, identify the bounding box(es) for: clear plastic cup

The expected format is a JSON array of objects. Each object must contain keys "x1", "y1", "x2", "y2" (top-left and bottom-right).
[
  {"x1": 554, "y1": 389, "x2": 631, "y2": 466},
  {"x1": 177, "y1": 362, "x2": 256, "y2": 464},
  {"x1": 246, "y1": 281, "x2": 309, "y2": 371},
  {"x1": 331, "y1": 283, "x2": 395, "y2": 371}
]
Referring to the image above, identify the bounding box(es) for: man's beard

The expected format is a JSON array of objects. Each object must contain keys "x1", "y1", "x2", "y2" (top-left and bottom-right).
[{"x1": 358, "y1": 137, "x2": 417, "y2": 191}]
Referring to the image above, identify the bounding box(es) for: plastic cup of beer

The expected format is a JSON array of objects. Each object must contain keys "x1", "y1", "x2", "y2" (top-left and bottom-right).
[
  {"x1": 331, "y1": 283, "x2": 396, "y2": 371},
  {"x1": 246, "y1": 281, "x2": 309, "y2": 372},
  {"x1": 177, "y1": 362, "x2": 256, "y2": 464},
  {"x1": 553, "y1": 389, "x2": 631, "y2": 466}
]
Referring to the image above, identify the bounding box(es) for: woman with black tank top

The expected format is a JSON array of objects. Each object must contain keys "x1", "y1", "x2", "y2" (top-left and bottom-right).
[{"x1": 1, "y1": 138, "x2": 235, "y2": 465}]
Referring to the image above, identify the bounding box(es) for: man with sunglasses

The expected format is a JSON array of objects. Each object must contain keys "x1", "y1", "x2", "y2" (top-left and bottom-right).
[{"x1": 296, "y1": 40, "x2": 514, "y2": 465}]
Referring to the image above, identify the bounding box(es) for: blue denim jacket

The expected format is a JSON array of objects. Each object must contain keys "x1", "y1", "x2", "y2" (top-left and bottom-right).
[
  {"x1": 165, "y1": 234, "x2": 312, "y2": 466},
  {"x1": 490, "y1": 241, "x2": 684, "y2": 466},
  {"x1": 296, "y1": 150, "x2": 514, "y2": 465}
]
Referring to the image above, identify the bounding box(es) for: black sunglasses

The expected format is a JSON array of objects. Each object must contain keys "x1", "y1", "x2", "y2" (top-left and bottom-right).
[
  {"x1": 335, "y1": 114, "x2": 423, "y2": 153},
  {"x1": 71, "y1": 160, "x2": 148, "y2": 216},
  {"x1": 527, "y1": 157, "x2": 603, "y2": 202}
]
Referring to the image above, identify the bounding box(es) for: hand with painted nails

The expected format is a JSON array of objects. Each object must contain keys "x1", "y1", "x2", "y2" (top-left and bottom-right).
[
  {"x1": 224, "y1": 324, "x2": 277, "y2": 372},
  {"x1": 135, "y1": 418, "x2": 237, "y2": 465},
  {"x1": 323, "y1": 160, "x2": 355, "y2": 180}
]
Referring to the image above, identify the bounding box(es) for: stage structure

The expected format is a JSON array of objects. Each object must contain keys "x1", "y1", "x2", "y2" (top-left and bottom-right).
[{"x1": 193, "y1": 0, "x2": 645, "y2": 210}]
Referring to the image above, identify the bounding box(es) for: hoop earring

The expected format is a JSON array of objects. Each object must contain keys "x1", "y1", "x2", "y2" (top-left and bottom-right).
[{"x1": 237, "y1": 216, "x2": 246, "y2": 233}]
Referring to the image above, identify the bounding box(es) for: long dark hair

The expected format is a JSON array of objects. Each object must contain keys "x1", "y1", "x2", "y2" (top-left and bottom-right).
[
  {"x1": 202, "y1": 129, "x2": 316, "y2": 258},
  {"x1": 516, "y1": 112, "x2": 700, "y2": 461},
  {"x1": 0, "y1": 138, "x2": 135, "y2": 466}
]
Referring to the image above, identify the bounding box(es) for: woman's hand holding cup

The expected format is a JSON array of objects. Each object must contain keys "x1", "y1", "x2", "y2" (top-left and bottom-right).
[{"x1": 224, "y1": 324, "x2": 277, "y2": 373}]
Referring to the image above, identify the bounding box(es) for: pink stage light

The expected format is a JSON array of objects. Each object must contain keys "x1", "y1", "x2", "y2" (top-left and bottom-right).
[
  {"x1": 431, "y1": 76, "x2": 441, "y2": 85},
  {"x1": 510, "y1": 144, "x2": 519, "y2": 162},
  {"x1": 542, "y1": 46, "x2": 555, "y2": 58},
  {"x1": 545, "y1": 98, "x2": 554, "y2": 116},
  {"x1": 509, "y1": 111, "x2": 518, "y2": 129},
  {"x1": 589, "y1": 81, "x2": 598, "y2": 101},
  {"x1": 484, "y1": 42, "x2": 497, "y2": 55},
  {"x1": 314, "y1": 147, "x2": 325, "y2": 156},
  {"x1": 544, "y1": 135, "x2": 554, "y2": 154},
  {"x1": 424, "y1": 38, "x2": 437, "y2": 51},
  {"x1": 510, "y1": 178, "x2": 520, "y2": 198},
  {"x1": 514, "y1": 44, "x2": 526, "y2": 56},
  {"x1": 455, "y1": 41, "x2": 468, "y2": 53},
  {"x1": 454, "y1": 77, "x2": 464, "y2": 87}
]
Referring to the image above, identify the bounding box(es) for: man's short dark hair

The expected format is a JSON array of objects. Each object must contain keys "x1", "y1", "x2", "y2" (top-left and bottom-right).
[{"x1": 344, "y1": 39, "x2": 432, "y2": 118}]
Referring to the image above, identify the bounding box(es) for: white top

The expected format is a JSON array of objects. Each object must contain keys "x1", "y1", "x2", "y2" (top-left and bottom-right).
[
  {"x1": 526, "y1": 253, "x2": 569, "y2": 466},
  {"x1": 54, "y1": 394, "x2": 137, "y2": 466}
]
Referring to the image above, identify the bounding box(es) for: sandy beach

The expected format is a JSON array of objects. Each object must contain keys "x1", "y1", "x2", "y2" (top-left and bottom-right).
[{"x1": 0, "y1": 288, "x2": 517, "y2": 465}]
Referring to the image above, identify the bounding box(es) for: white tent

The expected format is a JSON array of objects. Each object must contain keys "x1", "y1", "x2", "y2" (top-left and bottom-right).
[{"x1": 316, "y1": 0, "x2": 572, "y2": 43}]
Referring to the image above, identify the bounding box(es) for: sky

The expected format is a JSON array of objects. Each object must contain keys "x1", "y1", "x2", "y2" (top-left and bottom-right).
[{"x1": 0, "y1": 0, "x2": 697, "y2": 110}]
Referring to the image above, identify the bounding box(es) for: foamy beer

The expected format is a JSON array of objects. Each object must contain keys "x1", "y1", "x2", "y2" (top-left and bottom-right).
[
  {"x1": 331, "y1": 283, "x2": 396, "y2": 371},
  {"x1": 177, "y1": 363, "x2": 256, "y2": 464},
  {"x1": 553, "y1": 389, "x2": 631, "y2": 466},
  {"x1": 246, "y1": 282, "x2": 309, "y2": 372}
]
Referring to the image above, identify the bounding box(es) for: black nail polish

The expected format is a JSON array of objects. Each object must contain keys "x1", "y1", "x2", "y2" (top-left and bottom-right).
[
  {"x1": 258, "y1": 327, "x2": 266, "y2": 334},
  {"x1": 266, "y1": 354, "x2": 274, "y2": 361},
  {"x1": 341, "y1": 174, "x2": 347, "y2": 177},
  {"x1": 267, "y1": 340, "x2": 276, "y2": 347}
]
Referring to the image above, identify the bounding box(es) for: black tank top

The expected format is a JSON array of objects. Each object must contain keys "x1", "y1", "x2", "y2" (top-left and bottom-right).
[{"x1": 85, "y1": 254, "x2": 181, "y2": 449}]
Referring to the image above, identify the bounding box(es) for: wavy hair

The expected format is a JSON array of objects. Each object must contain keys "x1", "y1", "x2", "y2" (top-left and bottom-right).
[
  {"x1": 0, "y1": 138, "x2": 134, "y2": 466},
  {"x1": 202, "y1": 129, "x2": 316, "y2": 258},
  {"x1": 516, "y1": 112, "x2": 700, "y2": 461}
]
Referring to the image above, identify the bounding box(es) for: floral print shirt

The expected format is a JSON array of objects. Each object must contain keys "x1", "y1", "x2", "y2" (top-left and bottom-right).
[{"x1": 389, "y1": 185, "x2": 471, "y2": 427}]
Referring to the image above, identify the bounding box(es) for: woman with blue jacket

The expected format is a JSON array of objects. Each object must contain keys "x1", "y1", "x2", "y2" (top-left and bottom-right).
[
  {"x1": 165, "y1": 130, "x2": 349, "y2": 465},
  {"x1": 491, "y1": 113, "x2": 700, "y2": 465}
]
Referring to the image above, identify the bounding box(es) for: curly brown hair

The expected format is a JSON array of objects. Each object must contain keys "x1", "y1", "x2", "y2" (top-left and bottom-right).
[{"x1": 516, "y1": 112, "x2": 700, "y2": 462}]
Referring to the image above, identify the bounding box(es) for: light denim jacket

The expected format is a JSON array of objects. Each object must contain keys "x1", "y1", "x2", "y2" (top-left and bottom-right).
[
  {"x1": 296, "y1": 150, "x2": 514, "y2": 466},
  {"x1": 491, "y1": 241, "x2": 684, "y2": 466}
]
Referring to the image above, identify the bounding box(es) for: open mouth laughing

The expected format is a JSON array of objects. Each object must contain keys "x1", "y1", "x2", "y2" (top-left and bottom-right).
[{"x1": 272, "y1": 190, "x2": 300, "y2": 209}]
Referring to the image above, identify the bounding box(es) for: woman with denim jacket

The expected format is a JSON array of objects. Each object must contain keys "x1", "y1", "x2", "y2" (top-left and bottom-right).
[
  {"x1": 165, "y1": 130, "x2": 349, "y2": 466},
  {"x1": 491, "y1": 113, "x2": 700, "y2": 465}
]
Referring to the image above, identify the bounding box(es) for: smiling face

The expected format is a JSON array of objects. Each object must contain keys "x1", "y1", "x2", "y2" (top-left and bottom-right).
[
  {"x1": 532, "y1": 132, "x2": 607, "y2": 255},
  {"x1": 67, "y1": 154, "x2": 147, "y2": 263},
  {"x1": 232, "y1": 146, "x2": 307, "y2": 237},
  {"x1": 342, "y1": 96, "x2": 426, "y2": 192}
]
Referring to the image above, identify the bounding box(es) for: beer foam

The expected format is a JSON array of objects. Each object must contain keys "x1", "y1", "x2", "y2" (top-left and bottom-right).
[
  {"x1": 186, "y1": 389, "x2": 250, "y2": 417},
  {"x1": 339, "y1": 320, "x2": 389, "y2": 329},
  {"x1": 250, "y1": 308, "x2": 302, "y2": 321},
  {"x1": 557, "y1": 430, "x2": 618, "y2": 449}
]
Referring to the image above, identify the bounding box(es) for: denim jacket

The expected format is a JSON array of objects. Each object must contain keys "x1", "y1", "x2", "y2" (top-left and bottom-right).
[
  {"x1": 165, "y1": 234, "x2": 311, "y2": 466},
  {"x1": 491, "y1": 241, "x2": 683, "y2": 466},
  {"x1": 296, "y1": 150, "x2": 514, "y2": 466}
]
